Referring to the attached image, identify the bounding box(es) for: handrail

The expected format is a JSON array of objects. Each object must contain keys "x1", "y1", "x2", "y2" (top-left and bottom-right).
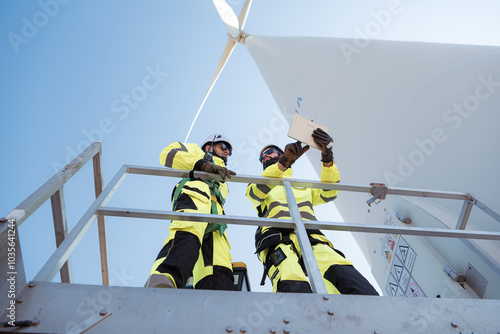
[
  {"x1": 5, "y1": 153, "x2": 500, "y2": 293},
  {"x1": 1, "y1": 142, "x2": 109, "y2": 285},
  {"x1": 28, "y1": 163, "x2": 500, "y2": 294},
  {"x1": 33, "y1": 166, "x2": 128, "y2": 283},
  {"x1": 127, "y1": 165, "x2": 471, "y2": 200},
  {"x1": 4, "y1": 143, "x2": 101, "y2": 227},
  {"x1": 96, "y1": 207, "x2": 500, "y2": 240}
]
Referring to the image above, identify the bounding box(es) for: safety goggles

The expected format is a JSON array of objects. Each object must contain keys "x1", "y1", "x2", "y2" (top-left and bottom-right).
[
  {"x1": 259, "y1": 148, "x2": 280, "y2": 163},
  {"x1": 219, "y1": 142, "x2": 232, "y2": 156}
]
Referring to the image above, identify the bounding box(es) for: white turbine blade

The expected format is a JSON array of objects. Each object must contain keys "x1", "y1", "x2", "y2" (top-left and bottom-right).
[
  {"x1": 184, "y1": 39, "x2": 237, "y2": 142},
  {"x1": 238, "y1": 0, "x2": 253, "y2": 31},
  {"x1": 213, "y1": 0, "x2": 240, "y2": 39},
  {"x1": 244, "y1": 33, "x2": 500, "y2": 219}
]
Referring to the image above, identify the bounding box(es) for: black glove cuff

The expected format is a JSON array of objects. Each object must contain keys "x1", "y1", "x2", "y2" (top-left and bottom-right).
[
  {"x1": 279, "y1": 155, "x2": 293, "y2": 168},
  {"x1": 321, "y1": 150, "x2": 334, "y2": 163},
  {"x1": 194, "y1": 159, "x2": 210, "y2": 171}
]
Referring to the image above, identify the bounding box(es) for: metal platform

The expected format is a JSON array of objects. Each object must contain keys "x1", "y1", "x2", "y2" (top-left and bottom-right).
[{"x1": 3, "y1": 281, "x2": 500, "y2": 333}]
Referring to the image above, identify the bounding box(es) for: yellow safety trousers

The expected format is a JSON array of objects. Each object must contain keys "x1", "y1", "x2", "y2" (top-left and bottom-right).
[
  {"x1": 150, "y1": 192, "x2": 232, "y2": 287},
  {"x1": 259, "y1": 233, "x2": 352, "y2": 294}
]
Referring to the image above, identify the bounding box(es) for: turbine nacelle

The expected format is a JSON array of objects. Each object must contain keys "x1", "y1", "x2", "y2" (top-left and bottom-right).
[
  {"x1": 227, "y1": 31, "x2": 250, "y2": 45},
  {"x1": 213, "y1": 0, "x2": 252, "y2": 44}
]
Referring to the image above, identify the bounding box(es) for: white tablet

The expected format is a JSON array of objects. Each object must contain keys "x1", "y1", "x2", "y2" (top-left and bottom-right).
[{"x1": 287, "y1": 114, "x2": 329, "y2": 150}]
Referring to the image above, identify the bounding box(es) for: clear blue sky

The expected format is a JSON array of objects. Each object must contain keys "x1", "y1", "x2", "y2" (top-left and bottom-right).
[{"x1": 2, "y1": 0, "x2": 499, "y2": 292}]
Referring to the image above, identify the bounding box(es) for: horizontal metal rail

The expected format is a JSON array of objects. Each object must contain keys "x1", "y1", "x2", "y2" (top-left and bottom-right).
[
  {"x1": 24, "y1": 162, "x2": 500, "y2": 287},
  {"x1": 127, "y1": 165, "x2": 471, "y2": 201},
  {"x1": 128, "y1": 165, "x2": 500, "y2": 225},
  {"x1": 97, "y1": 207, "x2": 500, "y2": 241}
]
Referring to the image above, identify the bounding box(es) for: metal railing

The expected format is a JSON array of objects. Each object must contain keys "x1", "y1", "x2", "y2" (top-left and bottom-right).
[
  {"x1": 2, "y1": 142, "x2": 109, "y2": 285},
  {"x1": 3, "y1": 143, "x2": 500, "y2": 294}
]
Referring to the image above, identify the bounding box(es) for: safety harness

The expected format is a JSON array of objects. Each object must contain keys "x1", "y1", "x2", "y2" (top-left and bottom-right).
[
  {"x1": 256, "y1": 227, "x2": 346, "y2": 286},
  {"x1": 172, "y1": 170, "x2": 227, "y2": 236},
  {"x1": 258, "y1": 230, "x2": 293, "y2": 286}
]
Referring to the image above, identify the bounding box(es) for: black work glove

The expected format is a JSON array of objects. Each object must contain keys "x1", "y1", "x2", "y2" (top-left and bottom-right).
[
  {"x1": 279, "y1": 141, "x2": 310, "y2": 168},
  {"x1": 194, "y1": 160, "x2": 236, "y2": 180},
  {"x1": 312, "y1": 128, "x2": 334, "y2": 163}
]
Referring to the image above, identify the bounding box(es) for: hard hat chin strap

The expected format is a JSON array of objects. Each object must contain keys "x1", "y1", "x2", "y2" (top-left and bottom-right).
[
  {"x1": 204, "y1": 135, "x2": 217, "y2": 163},
  {"x1": 204, "y1": 135, "x2": 228, "y2": 164}
]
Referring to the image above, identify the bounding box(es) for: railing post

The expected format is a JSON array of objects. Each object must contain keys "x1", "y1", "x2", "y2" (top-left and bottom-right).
[
  {"x1": 34, "y1": 166, "x2": 129, "y2": 283},
  {"x1": 4, "y1": 143, "x2": 102, "y2": 228},
  {"x1": 50, "y1": 187, "x2": 73, "y2": 283},
  {"x1": 93, "y1": 144, "x2": 109, "y2": 286},
  {"x1": 456, "y1": 196, "x2": 474, "y2": 230},
  {"x1": 283, "y1": 181, "x2": 328, "y2": 294}
]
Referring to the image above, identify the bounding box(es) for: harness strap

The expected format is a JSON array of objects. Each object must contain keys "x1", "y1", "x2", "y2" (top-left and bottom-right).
[
  {"x1": 259, "y1": 231, "x2": 293, "y2": 286},
  {"x1": 206, "y1": 180, "x2": 227, "y2": 236},
  {"x1": 172, "y1": 171, "x2": 227, "y2": 236},
  {"x1": 172, "y1": 178, "x2": 190, "y2": 210}
]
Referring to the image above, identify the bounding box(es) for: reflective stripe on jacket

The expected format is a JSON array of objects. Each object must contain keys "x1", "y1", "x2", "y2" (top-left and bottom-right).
[
  {"x1": 246, "y1": 162, "x2": 340, "y2": 252},
  {"x1": 160, "y1": 142, "x2": 229, "y2": 212}
]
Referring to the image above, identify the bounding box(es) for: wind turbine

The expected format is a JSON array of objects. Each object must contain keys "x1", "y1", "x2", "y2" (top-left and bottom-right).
[
  {"x1": 189, "y1": 0, "x2": 500, "y2": 299},
  {"x1": 184, "y1": 0, "x2": 252, "y2": 142}
]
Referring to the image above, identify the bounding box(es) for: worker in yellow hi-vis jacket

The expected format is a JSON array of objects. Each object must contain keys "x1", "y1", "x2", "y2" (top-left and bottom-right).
[
  {"x1": 246, "y1": 128, "x2": 378, "y2": 295},
  {"x1": 146, "y1": 134, "x2": 236, "y2": 290}
]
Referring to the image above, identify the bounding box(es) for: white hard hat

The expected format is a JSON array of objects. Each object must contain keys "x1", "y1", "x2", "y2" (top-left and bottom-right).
[{"x1": 201, "y1": 134, "x2": 232, "y2": 155}]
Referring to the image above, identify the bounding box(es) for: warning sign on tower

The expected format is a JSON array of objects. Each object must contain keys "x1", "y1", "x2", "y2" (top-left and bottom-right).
[
  {"x1": 381, "y1": 213, "x2": 424, "y2": 298},
  {"x1": 407, "y1": 277, "x2": 426, "y2": 298},
  {"x1": 386, "y1": 274, "x2": 404, "y2": 297},
  {"x1": 396, "y1": 237, "x2": 416, "y2": 272},
  {"x1": 385, "y1": 235, "x2": 423, "y2": 298},
  {"x1": 390, "y1": 254, "x2": 411, "y2": 292}
]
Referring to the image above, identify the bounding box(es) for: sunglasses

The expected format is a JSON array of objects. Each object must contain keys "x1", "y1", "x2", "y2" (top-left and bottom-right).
[
  {"x1": 259, "y1": 148, "x2": 280, "y2": 162},
  {"x1": 219, "y1": 142, "x2": 232, "y2": 156}
]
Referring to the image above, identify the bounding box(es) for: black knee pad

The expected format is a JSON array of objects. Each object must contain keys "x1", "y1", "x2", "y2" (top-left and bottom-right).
[
  {"x1": 278, "y1": 280, "x2": 313, "y2": 293},
  {"x1": 324, "y1": 265, "x2": 379, "y2": 295},
  {"x1": 195, "y1": 265, "x2": 234, "y2": 291}
]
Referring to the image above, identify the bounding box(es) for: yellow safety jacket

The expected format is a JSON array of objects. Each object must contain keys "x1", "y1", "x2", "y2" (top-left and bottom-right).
[
  {"x1": 246, "y1": 162, "x2": 340, "y2": 253},
  {"x1": 160, "y1": 142, "x2": 229, "y2": 233}
]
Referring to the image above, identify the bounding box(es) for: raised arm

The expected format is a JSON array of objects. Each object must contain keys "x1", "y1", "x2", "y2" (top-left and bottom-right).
[{"x1": 159, "y1": 142, "x2": 203, "y2": 170}]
